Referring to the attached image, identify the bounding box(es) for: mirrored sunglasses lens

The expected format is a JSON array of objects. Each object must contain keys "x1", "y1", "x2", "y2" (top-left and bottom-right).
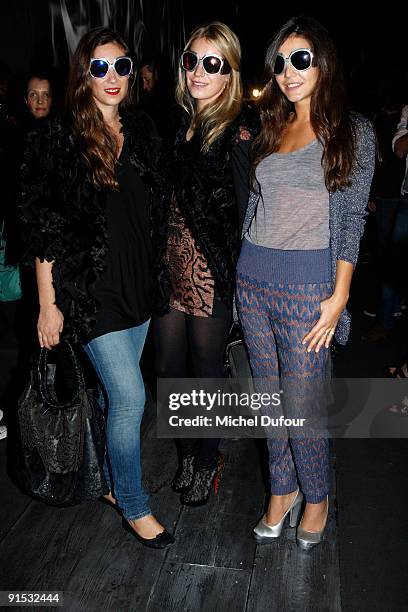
[
  {"x1": 182, "y1": 52, "x2": 197, "y2": 71},
  {"x1": 273, "y1": 55, "x2": 285, "y2": 75},
  {"x1": 203, "y1": 56, "x2": 222, "y2": 74},
  {"x1": 90, "y1": 60, "x2": 109, "y2": 78},
  {"x1": 291, "y1": 50, "x2": 312, "y2": 71},
  {"x1": 115, "y1": 57, "x2": 132, "y2": 76}
]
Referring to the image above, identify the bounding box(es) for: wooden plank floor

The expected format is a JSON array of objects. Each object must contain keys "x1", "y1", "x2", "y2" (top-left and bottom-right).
[{"x1": 0, "y1": 392, "x2": 341, "y2": 612}]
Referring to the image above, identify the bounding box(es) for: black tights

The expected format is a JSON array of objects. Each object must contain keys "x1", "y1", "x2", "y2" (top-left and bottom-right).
[{"x1": 154, "y1": 308, "x2": 230, "y2": 467}]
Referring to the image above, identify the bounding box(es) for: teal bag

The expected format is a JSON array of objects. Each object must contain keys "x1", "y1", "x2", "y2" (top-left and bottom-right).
[{"x1": 0, "y1": 221, "x2": 22, "y2": 302}]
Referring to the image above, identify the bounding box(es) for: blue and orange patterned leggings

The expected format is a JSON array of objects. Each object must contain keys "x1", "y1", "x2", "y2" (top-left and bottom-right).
[{"x1": 236, "y1": 273, "x2": 332, "y2": 503}]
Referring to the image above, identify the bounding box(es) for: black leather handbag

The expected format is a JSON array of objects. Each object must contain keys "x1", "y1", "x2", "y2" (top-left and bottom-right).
[
  {"x1": 17, "y1": 341, "x2": 107, "y2": 506},
  {"x1": 224, "y1": 324, "x2": 254, "y2": 393}
]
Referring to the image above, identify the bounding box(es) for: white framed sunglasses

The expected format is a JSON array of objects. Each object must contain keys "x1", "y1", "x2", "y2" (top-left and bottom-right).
[
  {"x1": 273, "y1": 48, "x2": 315, "y2": 75},
  {"x1": 180, "y1": 50, "x2": 231, "y2": 75},
  {"x1": 89, "y1": 56, "x2": 133, "y2": 79}
]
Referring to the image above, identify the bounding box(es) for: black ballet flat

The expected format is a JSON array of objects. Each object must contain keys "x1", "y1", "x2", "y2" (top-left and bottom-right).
[{"x1": 121, "y1": 517, "x2": 175, "y2": 549}]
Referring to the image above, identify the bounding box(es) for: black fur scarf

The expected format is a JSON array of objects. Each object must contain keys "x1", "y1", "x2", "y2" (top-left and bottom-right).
[
  {"x1": 19, "y1": 108, "x2": 161, "y2": 343},
  {"x1": 153, "y1": 106, "x2": 256, "y2": 315}
]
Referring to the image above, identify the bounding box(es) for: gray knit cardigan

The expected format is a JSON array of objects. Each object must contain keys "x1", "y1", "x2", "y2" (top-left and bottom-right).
[{"x1": 239, "y1": 114, "x2": 376, "y2": 345}]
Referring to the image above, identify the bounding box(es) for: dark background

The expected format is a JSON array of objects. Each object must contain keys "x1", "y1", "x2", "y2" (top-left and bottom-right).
[{"x1": 1, "y1": 1, "x2": 407, "y2": 114}]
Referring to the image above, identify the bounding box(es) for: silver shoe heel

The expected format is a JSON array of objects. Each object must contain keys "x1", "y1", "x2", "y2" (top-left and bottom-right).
[
  {"x1": 296, "y1": 496, "x2": 329, "y2": 551},
  {"x1": 288, "y1": 494, "x2": 303, "y2": 527},
  {"x1": 253, "y1": 489, "x2": 304, "y2": 542}
]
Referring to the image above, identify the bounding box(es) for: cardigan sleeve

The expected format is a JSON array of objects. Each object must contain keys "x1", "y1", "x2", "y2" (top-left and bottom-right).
[
  {"x1": 336, "y1": 115, "x2": 376, "y2": 264},
  {"x1": 18, "y1": 120, "x2": 68, "y2": 266}
]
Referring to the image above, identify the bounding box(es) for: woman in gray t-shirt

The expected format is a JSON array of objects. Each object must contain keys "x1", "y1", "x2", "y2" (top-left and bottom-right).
[{"x1": 236, "y1": 16, "x2": 375, "y2": 551}]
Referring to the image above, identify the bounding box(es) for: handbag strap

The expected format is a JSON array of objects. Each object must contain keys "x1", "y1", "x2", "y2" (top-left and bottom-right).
[
  {"x1": 227, "y1": 322, "x2": 243, "y2": 343},
  {"x1": 36, "y1": 341, "x2": 86, "y2": 409}
]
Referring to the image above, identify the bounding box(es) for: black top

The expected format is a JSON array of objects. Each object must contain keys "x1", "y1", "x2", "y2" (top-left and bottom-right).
[
  {"x1": 19, "y1": 110, "x2": 160, "y2": 344},
  {"x1": 87, "y1": 139, "x2": 153, "y2": 342}
]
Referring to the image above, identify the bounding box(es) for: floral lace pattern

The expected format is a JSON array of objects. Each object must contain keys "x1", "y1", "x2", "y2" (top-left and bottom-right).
[{"x1": 167, "y1": 197, "x2": 215, "y2": 317}]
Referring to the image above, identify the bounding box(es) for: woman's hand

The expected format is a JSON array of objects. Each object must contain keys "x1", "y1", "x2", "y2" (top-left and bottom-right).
[
  {"x1": 35, "y1": 258, "x2": 63, "y2": 349},
  {"x1": 302, "y1": 295, "x2": 347, "y2": 353},
  {"x1": 37, "y1": 304, "x2": 64, "y2": 349}
]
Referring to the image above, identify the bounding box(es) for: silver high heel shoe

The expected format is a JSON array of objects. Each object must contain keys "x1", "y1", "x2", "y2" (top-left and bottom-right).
[
  {"x1": 296, "y1": 496, "x2": 329, "y2": 551},
  {"x1": 253, "y1": 489, "x2": 303, "y2": 542}
]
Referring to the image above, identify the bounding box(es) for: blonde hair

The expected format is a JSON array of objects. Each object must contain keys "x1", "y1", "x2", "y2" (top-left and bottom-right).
[{"x1": 176, "y1": 22, "x2": 243, "y2": 152}]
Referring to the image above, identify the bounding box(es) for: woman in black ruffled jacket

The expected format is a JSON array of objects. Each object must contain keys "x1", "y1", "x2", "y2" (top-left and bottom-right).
[
  {"x1": 19, "y1": 27, "x2": 174, "y2": 549},
  {"x1": 154, "y1": 22, "x2": 254, "y2": 505}
]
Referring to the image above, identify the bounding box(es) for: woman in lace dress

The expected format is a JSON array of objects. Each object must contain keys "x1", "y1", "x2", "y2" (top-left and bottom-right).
[{"x1": 154, "y1": 22, "x2": 255, "y2": 505}]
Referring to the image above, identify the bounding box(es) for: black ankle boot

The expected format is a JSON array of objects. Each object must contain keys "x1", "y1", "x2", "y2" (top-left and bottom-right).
[
  {"x1": 180, "y1": 454, "x2": 224, "y2": 506},
  {"x1": 171, "y1": 454, "x2": 196, "y2": 493}
]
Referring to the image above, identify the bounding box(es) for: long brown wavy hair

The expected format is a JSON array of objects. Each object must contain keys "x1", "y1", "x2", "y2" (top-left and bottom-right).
[
  {"x1": 176, "y1": 22, "x2": 243, "y2": 152},
  {"x1": 251, "y1": 16, "x2": 355, "y2": 192},
  {"x1": 66, "y1": 27, "x2": 135, "y2": 190}
]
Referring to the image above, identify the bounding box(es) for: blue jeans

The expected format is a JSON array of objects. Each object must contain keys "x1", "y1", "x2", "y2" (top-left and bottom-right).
[{"x1": 83, "y1": 321, "x2": 150, "y2": 520}]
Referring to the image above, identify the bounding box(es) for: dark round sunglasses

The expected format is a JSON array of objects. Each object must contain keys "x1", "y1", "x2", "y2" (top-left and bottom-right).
[
  {"x1": 273, "y1": 49, "x2": 314, "y2": 75},
  {"x1": 180, "y1": 51, "x2": 231, "y2": 75},
  {"x1": 89, "y1": 56, "x2": 133, "y2": 79}
]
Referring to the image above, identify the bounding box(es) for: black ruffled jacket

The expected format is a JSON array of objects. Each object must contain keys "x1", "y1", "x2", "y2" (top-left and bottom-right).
[
  {"x1": 153, "y1": 106, "x2": 256, "y2": 315},
  {"x1": 19, "y1": 108, "x2": 162, "y2": 343}
]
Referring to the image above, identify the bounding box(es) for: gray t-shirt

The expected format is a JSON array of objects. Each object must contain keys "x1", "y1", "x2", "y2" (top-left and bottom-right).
[{"x1": 247, "y1": 139, "x2": 330, "y2": 249}]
